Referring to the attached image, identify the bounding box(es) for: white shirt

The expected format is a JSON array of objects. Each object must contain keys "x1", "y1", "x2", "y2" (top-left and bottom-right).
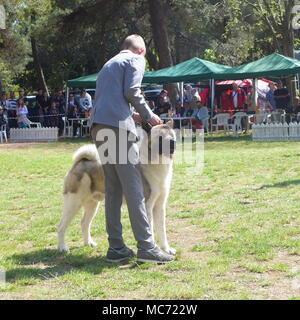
[
  {"x1": 79, "y1": 93, "x2": 93, "y2": 111},
  {"x1": 232, "y1": 90, "x2": 238, "y2": 108}
]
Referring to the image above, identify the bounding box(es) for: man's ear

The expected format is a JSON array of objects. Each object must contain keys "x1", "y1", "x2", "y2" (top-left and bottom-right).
[{"x1": 166, "y1": 119, "x2": 174, "y2": 129}]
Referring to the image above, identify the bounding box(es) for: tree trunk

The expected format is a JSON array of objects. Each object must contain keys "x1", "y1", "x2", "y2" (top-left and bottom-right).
[
  {"x1": 31, "y1": 37, "x2": 49, "y2": 94},
  {"x1": 282, "y1": 2, "x2": 296, "y2": 102},
  {"x1": 148, "y1": 0, "x2": 178, "y2": 106}
]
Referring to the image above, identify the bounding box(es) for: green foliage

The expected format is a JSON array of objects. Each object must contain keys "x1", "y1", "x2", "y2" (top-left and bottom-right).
[
  {"x1": 203, "y1": 49, "x2": 217, "y2": 62},
  {"x1": 1, "y1": 0, "x2": 299, "y2": 90}
]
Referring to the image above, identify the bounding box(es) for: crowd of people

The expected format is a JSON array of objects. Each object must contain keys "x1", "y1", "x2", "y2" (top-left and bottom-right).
[
  {"x1": 219, "y1": 80, "x2": 300, "y2": 120},
  {"x1": 145, "y1": 86, "x2": 210, "y2": 131},
  {"x1": 142, "y1": 80, "x2": 300, "y2": 133},
  {"x1": 0, "y1": 88, "x2": 94, "y2": 137},
  {"x1": 1, "y1": 80, "x2": 299, "y2": 139}
]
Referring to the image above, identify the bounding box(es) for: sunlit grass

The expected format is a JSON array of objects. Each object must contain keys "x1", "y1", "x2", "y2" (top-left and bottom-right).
[{"x1": 0, "y1": 134, "x2": 300, "y2": 299}]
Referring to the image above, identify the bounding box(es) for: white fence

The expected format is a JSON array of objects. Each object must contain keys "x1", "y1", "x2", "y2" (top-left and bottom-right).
[
  {"x1": 252, "y1": 122, "x2": 300, "y2": 142},
  {"x1": 10, "y1": 127, "x2": 59, "y2": 143}
]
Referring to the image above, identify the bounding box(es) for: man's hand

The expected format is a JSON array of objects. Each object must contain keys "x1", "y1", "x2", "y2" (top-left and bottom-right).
[
  {"x1": 132, "y1": 112, "x2": 142, "y2": 124},
  {"x1": 149, "y1": 114, "x2": 163, "y2": 126}
]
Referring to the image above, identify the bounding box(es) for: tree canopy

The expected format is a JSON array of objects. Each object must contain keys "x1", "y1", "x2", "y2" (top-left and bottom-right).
[{"x1": 0, "y1": 0, "x2": 299, "y2": 92}]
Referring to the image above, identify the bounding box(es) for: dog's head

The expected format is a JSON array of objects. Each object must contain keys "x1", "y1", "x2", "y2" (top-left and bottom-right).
[{"x1": 147, "y1": 120, "x2": 176, "y2": 160}]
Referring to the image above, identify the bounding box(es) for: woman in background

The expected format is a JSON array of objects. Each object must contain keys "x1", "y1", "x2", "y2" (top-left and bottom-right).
[{"x1": 16, "y1": 98, "x2": 31, "y2": 128}]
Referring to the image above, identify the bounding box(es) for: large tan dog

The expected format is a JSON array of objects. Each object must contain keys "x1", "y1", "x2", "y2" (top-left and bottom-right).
[{"x1": 57, "y1": 121, "x2": 176, "y2": 255}]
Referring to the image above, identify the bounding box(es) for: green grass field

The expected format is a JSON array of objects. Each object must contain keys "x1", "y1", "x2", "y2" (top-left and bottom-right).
[{"x1": 1, "y1": 134, "x2": 300, "y2": 300}]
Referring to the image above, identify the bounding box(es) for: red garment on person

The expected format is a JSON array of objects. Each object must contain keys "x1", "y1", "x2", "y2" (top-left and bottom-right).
[
  {"x1": 200, "y1": 88, "x2": 209, "y2": 106},
  {"x1": 230, "y1": 88, "x2": 246, "y2": 109},
  {"x1": 191, "y1": 118, "x2": 202, "y2": 130},
  {"x1": 220, "y1": 90, "x2": 232, "y2": 112}
]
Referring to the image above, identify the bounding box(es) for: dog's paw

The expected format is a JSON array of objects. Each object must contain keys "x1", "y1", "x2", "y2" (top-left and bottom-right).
[
  {"x1": 168, "y1": 247, "x2": 177, "y2": 256},
  {"x1": 163, "y1": 247, "x2": 177, "y2": 256},
  {"x1": 85, "y1": 239, "x2": 97, "y2": 247},
  {"x1": 58, "y1": 245, "x2": 69, "y2": 252}
]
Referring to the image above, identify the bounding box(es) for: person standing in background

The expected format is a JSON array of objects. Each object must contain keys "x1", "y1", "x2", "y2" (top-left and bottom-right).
[
  {"x1": 7, "y1": 91, "x2": 18, "y2": 129},
  {"x1": 266, "y1": 83, "x2": 276, "y2": 110},
  {"x1": 231, "y1": 83, "x2": 246, "y2": 111},
  {"x1": 246, "y1": 85, "x2": 256, "y2": 114},
  {"x1": 274, "y1": 81, "x2": 290, "y2": 112}
]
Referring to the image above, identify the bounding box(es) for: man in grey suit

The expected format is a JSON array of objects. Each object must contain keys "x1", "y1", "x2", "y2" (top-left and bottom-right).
[{"x1": 91, "y1": 35, "x2": 174, "y2": 263}]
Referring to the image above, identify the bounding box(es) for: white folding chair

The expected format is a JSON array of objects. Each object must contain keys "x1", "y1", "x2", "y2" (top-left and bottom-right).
[
  {"x1": 212, "y1": 113, "x2": 231, "y2": 134},
  {"x1": 29, "y1": 122, "x2": 42, "y2": 128},
  {"x1": 0, "y1": 125, "x2": 8, "y2": 143},
  {"x1": 255, "y1": 113, "x2": 271, "y2": 124},
  {"x1": 81, "y1": 119, "x2": 90, "y2": 136},
  {"x1": 271, "y1": 110, "x2": 285, "y2": 123},
  {"x1": 65, "y1": 119, "x2": 73, "y2": 137}
]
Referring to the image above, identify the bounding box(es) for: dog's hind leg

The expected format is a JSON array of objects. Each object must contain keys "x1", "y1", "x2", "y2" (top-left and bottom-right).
[
  {"x1": 57, "y1": 194, "x2": 82, "y2": 252},
  {"x1": 153, "y1": 195, "x2": 176, "y2": 256},
  {"x1": 81, "y1": 198, "x2": 99, "y2": 247}
]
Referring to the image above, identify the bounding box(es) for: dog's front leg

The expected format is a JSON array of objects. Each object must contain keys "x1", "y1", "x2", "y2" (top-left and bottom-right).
[
  {"x1": 145, "y1": 192, "x2": 160, "y2": 237},
  {"x1": 153, "y1": 196, "x2": 176, "y2": 256}
]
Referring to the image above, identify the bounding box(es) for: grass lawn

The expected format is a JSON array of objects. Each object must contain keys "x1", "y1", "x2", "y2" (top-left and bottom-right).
[{"x1": 1, "y1": 134, "x2": 300, "y2": 300}]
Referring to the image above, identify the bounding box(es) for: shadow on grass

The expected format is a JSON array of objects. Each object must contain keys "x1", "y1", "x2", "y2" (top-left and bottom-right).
[
  {"x1": 6, "y1": 248, "x2": 135, "y2": 283},
  {"x1": 204, "y1": 134, "x2": 252, "y2": 143},
  {"x1": 58, "y1": 137, "x2": 92, "y2": 145},
  {"x1": 258, "y1": 179, "x2": 300, "y2": 189}
]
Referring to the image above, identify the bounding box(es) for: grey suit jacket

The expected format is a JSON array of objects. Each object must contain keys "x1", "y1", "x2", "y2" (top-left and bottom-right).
[{"x1": 91, "y1": 50, "x2": 154, "y2": 135}]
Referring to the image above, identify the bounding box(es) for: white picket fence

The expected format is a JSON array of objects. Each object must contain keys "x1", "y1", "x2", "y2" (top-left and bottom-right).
[
  {"x1": 10, "y1": 127, "x2": 59, "y2": 143},
  {"x1": 252, "y1": 122, "x2": 300, "y2": 142}
]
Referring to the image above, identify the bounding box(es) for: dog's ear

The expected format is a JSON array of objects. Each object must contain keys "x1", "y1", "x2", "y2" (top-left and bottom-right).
[{"x1": 166, "y1": 119, "x2": 174, "y2": 129}]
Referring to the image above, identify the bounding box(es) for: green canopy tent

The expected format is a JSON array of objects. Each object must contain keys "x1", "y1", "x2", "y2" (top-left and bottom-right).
[
  {"x1": 221, "y1": 53, "x2": 300, "y2": 111},
  {"x1": 65, "y1": 53, "x2": 300, "y2": 135},
  {"x1": 66, "y1": 58, "x2": 232, "y2": 133},
  {"x1": 222, "y1": 53, "x2": 300, "y2": 80},
  {"x1": 66, "y1": 58, "x2": 231, "y2": 120},
  {"x1": 142, "y1": 57, "x2": 232, "y2": 83},
  {"x1": 67, "y1": 73, "x2": 98, "y2": 88}
]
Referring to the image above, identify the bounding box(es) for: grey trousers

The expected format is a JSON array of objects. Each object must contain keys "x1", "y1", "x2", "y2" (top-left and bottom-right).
[{"x1": 91, "y1": 123, "x2": 155, "y2": 251}]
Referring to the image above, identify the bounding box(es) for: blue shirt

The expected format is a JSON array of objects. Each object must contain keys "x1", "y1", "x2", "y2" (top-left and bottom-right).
[{"x1": 266, "y1": 90, "x2": 276, "y2": 109}]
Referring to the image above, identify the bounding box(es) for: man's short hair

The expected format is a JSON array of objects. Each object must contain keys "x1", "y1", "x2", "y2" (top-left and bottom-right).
[{"x1": 121, "y1": 34, "x2": 146, "y2": 51}]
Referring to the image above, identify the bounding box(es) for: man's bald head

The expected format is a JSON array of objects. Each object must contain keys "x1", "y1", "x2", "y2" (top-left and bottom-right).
[{"x1": 121, "y1": 34, "x2": 146, "y2": 56}]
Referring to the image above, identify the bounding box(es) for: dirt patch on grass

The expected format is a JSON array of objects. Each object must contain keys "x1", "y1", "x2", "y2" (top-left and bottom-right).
[{"x1": 0, "y1": 142, "x2": 43, "y2": 149}]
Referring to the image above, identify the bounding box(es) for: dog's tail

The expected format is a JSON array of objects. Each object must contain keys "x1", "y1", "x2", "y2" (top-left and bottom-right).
[{"x1": 72, "y1": 144, "x2": 100, "y2": 164}]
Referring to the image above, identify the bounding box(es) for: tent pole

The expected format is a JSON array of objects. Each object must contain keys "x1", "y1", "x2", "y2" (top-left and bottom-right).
[
  {"x1": 210, "y1": 79, "x2": 215, "y2": 133},
  {"x1": 64, "y1": 87, "x2": 69, "y2": 137},
  {"x1": 181, "y1": 81, "x2": 184, "y2": 107},
  {"x1": 252, "y1": 78, "x2": 258, "y2": 111}
]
